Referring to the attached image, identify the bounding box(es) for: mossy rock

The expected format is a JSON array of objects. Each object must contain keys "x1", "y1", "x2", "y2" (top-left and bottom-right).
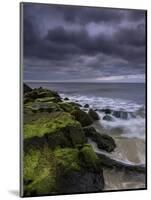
[
  {"x1": 58, "y1": 102, "x2": 76, "y2": 113},
  {"x1": 55, "y1": 145, "x2": 104, "y2": 194},
  {"x1": 23, "y1": 147, "x2": 57, "y2": 196},
  {"x1": 35, "y1": 97, "x2": 62, "y2": 103},
  {"x1": 88, "y1": 109, "x2": 100, "y2": 121},
  {"x1": 79, "y1": 144, "x2": 101, "y2": 170},
  {"x1": 71, "y1": 109, "x2": 93, "y2": 127},
  {"x1": 23, "y1": 146, "x2": 104, "y2": 196},
  {"x1": 24, "y1": 112, "x2": 80, "y2": 139},
  {"x1": 24, "y1": 87, "x2": 61, "y2": 103},
  {"x1": 24, "y1": 112, "x2": 87, "y2": 149},
  {"x1": 83, "y1": 127, "x2": 116, "y2": 152}
]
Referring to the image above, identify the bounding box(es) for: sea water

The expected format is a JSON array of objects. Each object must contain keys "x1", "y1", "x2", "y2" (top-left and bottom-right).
[{"x1": 26, "y1": 82, "x2": 146, "y2": 190}]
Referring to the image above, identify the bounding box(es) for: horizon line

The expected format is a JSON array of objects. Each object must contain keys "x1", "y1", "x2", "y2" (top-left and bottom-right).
[{"x1": 24, "y1": 80, "x2": 145, "y2": 83}]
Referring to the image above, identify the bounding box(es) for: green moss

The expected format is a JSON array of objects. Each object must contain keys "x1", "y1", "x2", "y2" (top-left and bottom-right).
[
  {"x1": 79, "y1": 144, "x2": 100, "y2": 169},
  {"x1": 54, "y1": 148, "x2": 80, "y2": 171},
  {"x1": 58, "y1": 102, "x2": 76, "y2": 113},
  {"x1": 24, "y1": 112, "x2": 80, "y2": 139},
  {"x1": 24, "y1": 87, "x2": 61, "y2": 103},
  {"x1": 23, "y1": 145, "x2": 103, "y2": 196},
  {"x1": 24, "y1": 147, "x2": 57, "y2": 196},
  {"x1": 35, "y1": 97, "x2": 61, "y2": 103},
  {"x1": 24, "y1": 101, "x2": 62, "y2": 114},
  {"x1": 71, "y1": 109, "x2": 93, "y2": 127}
]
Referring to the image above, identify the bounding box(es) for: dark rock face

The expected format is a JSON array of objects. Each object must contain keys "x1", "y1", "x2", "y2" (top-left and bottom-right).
[
  {"x1": 57, "y1": 170, "x2": 104, "y2": 194},
  {"x1": 113, "y1": 111, "x2": 128, "y2": 119},
  {"x1": 64, "y1": 97, "x2": 69, "y2": 101},
  {"x1": 24, "y1": 83, "x2": 32, "y2": 94},
  {"x1": 83, "y1": 127, "x2": 116, "y2": 152},
  {"x1": 71, "y1": 109, "x2": 93, "y2": 127},
  {"x1": 24, "y1": 87, "x2": 61, "y2": 103},
  {"x1": 100, "y1": 108, "x2": 112, "y2": 114},
  {"x1": 97, "y1": 152, "x2": 146, "y2": 173},
  {"x1": 103, "y1": 115, "x2": 114, "y2": 121},
  {"x1": 88, "y1": 109, "x2": 100, "y2": 121},
  {"x1": 84, "y1": 104, "x2": 89, "y2": 108}
]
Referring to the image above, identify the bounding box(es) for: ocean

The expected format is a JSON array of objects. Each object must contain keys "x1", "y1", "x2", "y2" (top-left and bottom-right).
[{"x1": 26, "y1": 81, "x2": 146, "y2": 189}]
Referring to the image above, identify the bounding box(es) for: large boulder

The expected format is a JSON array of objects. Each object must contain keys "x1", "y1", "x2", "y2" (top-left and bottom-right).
[
  {"x1": 103, "y1": 115, "x2": 114, "y2": 121},
  {"x1": 24, "y1": 112, "x2": 87, "y2": 149},
  {"x1": 84, "y1": 104, "x2": 89, "y2": 108},
  {"x1": 56, "y1": 145, "x2": 104, "y2": 194},
  {"x1": 58, "y1": 102, "x2": 77, "y2": 113},
  {"x1": 24, "y1": 101, "x2": 62, "y2": 114},
  {"x1": 112, "y1": 110, "x2": 128, "y2": 120},
  {"x1": 100, "y1": 108, "x2": 112, "y2": 114},
  {"x1": 24, "y1": 87, "x2": 61, "y2": 103},
  {"x1": 71, "y1": 109, "x2": 93, "y2": 127},
  {"x1": 23, "y1": 145, "x2": 104, "y2": 197},
  {"x1": 83, "y1": 127, "x2": 116, "y2": 152},
  {"x1": 88, "y1": 109, "x2": 100, "y2": 121}
]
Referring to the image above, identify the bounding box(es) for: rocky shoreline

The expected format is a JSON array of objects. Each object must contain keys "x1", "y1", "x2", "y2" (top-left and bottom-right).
[{"x1": 23, "y1": 83, "x2": 145, "y2": 197}]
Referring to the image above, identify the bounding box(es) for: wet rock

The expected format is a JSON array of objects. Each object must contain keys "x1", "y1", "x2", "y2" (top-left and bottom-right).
[
  {"x1": 100, "y1": 108, "x2": 112, "y2": 114},
  {"x1": 71, "y1": 109, "x2": 93, "y2": 127},
  {"x1": 83, "y1": 127, "x2": 116, "y2": 152},
  {"x1": 24, "y1": 87, "x2": 61, "y2": 103},
  {"x1": 103, "y1": 115, "x2": 114, "y2": 121},
  {"x1": 84, "y1": 104, "x2": 89, "y2": 108},
  {"x1": 23, "y1": 144, "x2": 104, "y2": 197},
  {"x1": 24, "y1": 112, "x2": 87, "y2": 149},
  {"x1": 88, "y1": 109, "x2": 100, "y2": 121},
  {"x1": 64, "y1": 97, "x2": 69, "y2": 101},
  {"x1": 96, "y1": 152, "x2": 146, "y2": 173},
  {"x1": 112, "y1": 110, "x2": 128, "y2": 120}
]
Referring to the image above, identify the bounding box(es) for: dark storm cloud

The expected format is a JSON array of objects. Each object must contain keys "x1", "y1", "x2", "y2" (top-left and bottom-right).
[{"x1": 23, "y1": 3, "x2": 146, "y2": 81}]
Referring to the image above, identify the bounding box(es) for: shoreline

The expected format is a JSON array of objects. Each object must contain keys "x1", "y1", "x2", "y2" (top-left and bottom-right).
[{"x1": 22, "y1": 83, "x2": 146, "y2": 196}]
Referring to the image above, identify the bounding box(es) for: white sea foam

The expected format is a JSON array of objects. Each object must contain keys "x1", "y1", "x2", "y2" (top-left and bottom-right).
[
  {"x1": 61, "y1": 93, "x2": 145, "y2": 140},
  {"x1": 61, "y1": 93, "x2": 144, "y2": 112}
]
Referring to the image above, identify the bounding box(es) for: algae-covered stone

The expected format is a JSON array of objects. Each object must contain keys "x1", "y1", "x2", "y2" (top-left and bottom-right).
[
  {"x1": 24, "y1": 112, "x2": 87, "y2": 148},
  {"x1": 24, "y1": 146, "x2": 104, "y2": 196},
  {"x1": 71, "y1": 109, "x2": 93, "y2": 127},
  {"x1": 35, "y1": 97, "x2": 61, "y2": 103},
  {"x1": 23, "y1": 147, "x2": 57, "y2": 196},
  {"x1": 58, "y1": 102, "x2": 76, "y2": 113},
  {"x1": 79, "y1": 144, "x2": 101, "y2": 170},
  {"x1": 24, "y1": 87, "x2": 61, "y2": 103},
  {"x1": 83, "y1": 127, "x2": 116, "y2": 152},
  {"x1": 55, "y1": 145, "x2": 104, "y2": 194}
]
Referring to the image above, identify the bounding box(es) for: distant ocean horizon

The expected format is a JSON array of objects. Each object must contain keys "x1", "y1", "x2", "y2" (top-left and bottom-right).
[{"x1": 26, "y1": 82, "x2": 146, "y2": 105}]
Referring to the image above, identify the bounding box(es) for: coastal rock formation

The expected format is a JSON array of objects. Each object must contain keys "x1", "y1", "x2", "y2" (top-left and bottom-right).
[
  {"x1": 23, "y1": 84, "x2": 145, "y2": 196},
  {"x1": 83, "y1": 127, "x2": 116, "y2": 152},
  {"x1": 71, "y1": 109, "x2": 93, "y2": 127},
  {"x1": 24, "y1": 144, "x2": 104, "y2": 196},
  {"x1": 23, "y1": 84, "x2": 105, "y2": 196}
]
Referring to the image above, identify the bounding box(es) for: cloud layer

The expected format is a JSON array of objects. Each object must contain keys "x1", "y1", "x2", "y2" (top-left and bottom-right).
[{"x1": 23, "y1": 3, "x2": 146, "y2": 82}]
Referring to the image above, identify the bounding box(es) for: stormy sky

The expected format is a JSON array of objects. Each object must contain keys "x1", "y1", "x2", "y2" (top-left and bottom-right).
[{"x1": 23, "y1": 3, "x2": 146, "y2": 82}]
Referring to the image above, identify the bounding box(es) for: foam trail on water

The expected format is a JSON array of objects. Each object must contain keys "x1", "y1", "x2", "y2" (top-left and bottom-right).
[{"x1": 61, "y1": 93, "x2": 145, "y2": 139}]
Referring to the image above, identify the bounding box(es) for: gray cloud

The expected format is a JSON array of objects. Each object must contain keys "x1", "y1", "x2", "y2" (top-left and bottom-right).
[{"x1": 23, "y1": 3, "x2": 146, "y2": 81}]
